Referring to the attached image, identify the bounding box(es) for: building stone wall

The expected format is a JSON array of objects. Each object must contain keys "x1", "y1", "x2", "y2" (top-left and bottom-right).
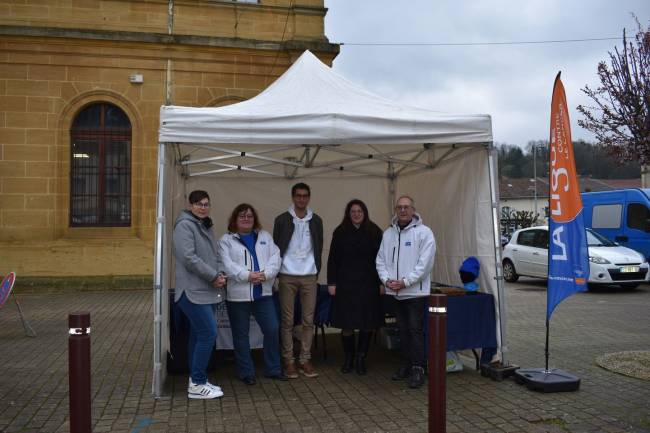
[{"x1": 0, "y1": 0, "x2": 338, "y2": 278}]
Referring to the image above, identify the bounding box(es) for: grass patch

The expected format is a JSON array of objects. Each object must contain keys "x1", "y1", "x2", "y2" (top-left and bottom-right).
[
  {"x1": 531, "y1": 418, "x2": 570, "y2": 432},
  {"x1": 12, "y1": 275, "x2": 153, "y2": 293}
]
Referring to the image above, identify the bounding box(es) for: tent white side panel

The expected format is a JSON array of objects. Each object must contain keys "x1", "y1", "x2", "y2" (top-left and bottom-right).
[
  {"x1": 153, "y1": 144, "x2": 181, "y2": 398},
  {"x1": 398, "y1": 147, "x2": 504, "y2": 355},
  {"x1": 183, "y1": 174, "x2": 393, "y2": 279}
]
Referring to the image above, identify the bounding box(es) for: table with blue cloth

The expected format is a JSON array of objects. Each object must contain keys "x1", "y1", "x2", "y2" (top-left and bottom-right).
[
  {"x1": 383, "y1": 292, "x2": 498, "y2": 369},
  {"x1": 273, "y1": 285, "x2": 332, "y2": 356},
  {"x1": 272, "y1": 288, "x2": 498, "y2": 366},
  {"x1": 272, "y1": 284, "x2": 332, "y2": 326}
]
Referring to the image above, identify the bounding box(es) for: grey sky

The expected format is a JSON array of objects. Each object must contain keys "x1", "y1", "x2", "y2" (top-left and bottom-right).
[{"x1": 324, "y1": 0, "x2": 649, "y2": 148}]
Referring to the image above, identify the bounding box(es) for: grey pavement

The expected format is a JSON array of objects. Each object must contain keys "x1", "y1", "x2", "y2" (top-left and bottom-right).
[{"x1": 1, "y1": 281, "x2": 649, "y2": 433}]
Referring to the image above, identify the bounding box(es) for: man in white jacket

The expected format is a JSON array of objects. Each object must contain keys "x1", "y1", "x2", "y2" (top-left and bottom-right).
[{"x1": 376, "y1": 195, "x2": 436, "y2": 389}]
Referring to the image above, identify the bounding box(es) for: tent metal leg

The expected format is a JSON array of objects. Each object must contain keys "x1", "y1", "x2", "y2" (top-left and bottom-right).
[
  {"x1": 487, "y1": 145, "x2": 508, "y2": 365},
  {"x1": 388, "y1": 162, "x2": 396, "y2": 214},
  {"x1": 153, "y1": 142, "x2": 167, "y2": 398}
]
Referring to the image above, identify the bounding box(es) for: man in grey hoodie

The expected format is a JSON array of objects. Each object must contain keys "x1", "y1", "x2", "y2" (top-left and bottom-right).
[{"x1": 273, "y1": 183, "x2": 323, "y2": 379}]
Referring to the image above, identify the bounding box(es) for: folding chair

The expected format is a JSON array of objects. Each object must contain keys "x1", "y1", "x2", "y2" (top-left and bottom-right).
[{"x1": 0, "y1": 272, "x2": 37, "y2": 337}]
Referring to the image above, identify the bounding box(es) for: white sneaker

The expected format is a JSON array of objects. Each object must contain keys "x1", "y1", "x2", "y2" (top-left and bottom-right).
[
  {"x1": 207, "y1": 382, "x2": 222, "y2": 392},
  {"x1": 189, "y1": 378, "x2": 222, "y2": 392},
  {"x1": 188, "y1": 381, "x2": 224, "y2": 399}
]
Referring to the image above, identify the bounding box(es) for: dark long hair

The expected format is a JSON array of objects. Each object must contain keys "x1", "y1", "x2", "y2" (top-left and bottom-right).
[
  {"x1": 227, "y1": 203, "x2": 262, "y2": 233},
  {"x1": 336, "y1": 199, "x2": 377, "y2": 234}
]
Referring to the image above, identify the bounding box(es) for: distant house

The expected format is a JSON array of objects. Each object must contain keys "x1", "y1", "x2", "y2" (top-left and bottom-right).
[{"x1": 499, "y1": 177, "x2": 642, "y2": 229}]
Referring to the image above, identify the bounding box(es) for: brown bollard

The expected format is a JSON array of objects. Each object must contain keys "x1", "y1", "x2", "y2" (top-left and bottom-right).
[
  {"x1": 68, "y1": 312, "x2": 91, "y2": 433},
  {"x1": 428, "y1": 294, "x2": 447, "y2": 433}
]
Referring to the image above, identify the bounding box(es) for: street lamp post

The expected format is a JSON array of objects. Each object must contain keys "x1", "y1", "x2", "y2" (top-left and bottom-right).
[
  {"x1": 533, "y1": 145, "x2": 537, "y2": 221},
  {"x1": 531, "y1": 143, "x2": 547, "y2": 223}
]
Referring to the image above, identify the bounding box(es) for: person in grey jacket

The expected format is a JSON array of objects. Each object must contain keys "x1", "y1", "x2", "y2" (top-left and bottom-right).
[
  {"x1": 376, "y1": 195, "x2": 436, "y2": 389},
  {"x1": 173, "y1": 190, "x2": 227, "y2": 399},
  {"x1": 218, "y1": 203, "x2": 285, "y2": 384}
]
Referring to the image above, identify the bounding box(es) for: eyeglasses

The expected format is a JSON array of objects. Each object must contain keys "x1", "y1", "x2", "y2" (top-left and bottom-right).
[
  {"x1": 193, "y1": 202, "x2": 210, "y2": 209},
  {"x1": 395, "y1": 205, "x2": 412, "y2": 211},
  {"x1": 237, "y1": 213, "x2": 254, "y2": 220}
]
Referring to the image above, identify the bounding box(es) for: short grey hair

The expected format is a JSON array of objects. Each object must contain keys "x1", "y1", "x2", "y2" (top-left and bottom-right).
[{"x1": 395, "y1": 195, "x2": 415, "y2": 209}]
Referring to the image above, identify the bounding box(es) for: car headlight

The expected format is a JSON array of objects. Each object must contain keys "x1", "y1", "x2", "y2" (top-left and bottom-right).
[{"x1": 589, "y1": 256, "x2": 610, "y2": 264}]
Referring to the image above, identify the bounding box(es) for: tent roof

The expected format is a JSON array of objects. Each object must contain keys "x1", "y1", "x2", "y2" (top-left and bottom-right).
[{"x1": 158, "y1": 50, "x2": 493, "y2": 146}]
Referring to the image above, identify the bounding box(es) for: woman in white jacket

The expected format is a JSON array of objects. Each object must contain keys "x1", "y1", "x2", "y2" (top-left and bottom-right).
[{"x1": 218, "y1": 203, "x2": 285, "y2": 384}]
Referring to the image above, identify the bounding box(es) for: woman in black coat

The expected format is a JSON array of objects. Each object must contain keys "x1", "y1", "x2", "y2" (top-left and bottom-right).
[{"x1": 327, "y1": 199, "x2": 383, "y2": 375}]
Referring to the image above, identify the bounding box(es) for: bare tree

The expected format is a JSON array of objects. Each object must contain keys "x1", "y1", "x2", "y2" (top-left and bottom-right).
[{"x1": 577, "y1": 18, "x2": 650, "y2": 166}]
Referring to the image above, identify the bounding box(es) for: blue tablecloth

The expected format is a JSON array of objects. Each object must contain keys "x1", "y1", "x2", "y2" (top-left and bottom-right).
[
  {"x1": 383, "y1": 293, "x2": 498, "y2": 362},
  {"x1": 445, "y1": 293, "x2": 497, "y2": 352}
]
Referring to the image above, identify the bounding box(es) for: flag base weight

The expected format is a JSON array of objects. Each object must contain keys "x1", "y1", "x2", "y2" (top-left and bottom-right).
[{"x1": 514, "y1": 368, "x2": 580, "y2": 393}]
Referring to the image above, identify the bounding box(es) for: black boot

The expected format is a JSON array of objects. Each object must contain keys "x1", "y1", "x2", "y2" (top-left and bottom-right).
[
  {"x1": 391, "y1": 365, "x2": 410, "y2": 381},
  {"x1": 408, "y1": 366, "x2": 425, "y2": 389},
  {"x1": 355, "y1": 331, "x2": 372, "y2": 375},
  {"x1": 340, "y1": 333, "x2": 355, "y2": 374}
]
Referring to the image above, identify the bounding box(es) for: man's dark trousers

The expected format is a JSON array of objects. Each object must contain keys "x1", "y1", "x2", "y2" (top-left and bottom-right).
[{"x1": 394, "y1": 296, "x2": 428, "y2": 368}]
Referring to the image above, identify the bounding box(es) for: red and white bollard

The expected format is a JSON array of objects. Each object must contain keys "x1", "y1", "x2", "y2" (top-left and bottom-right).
[
  {"x1": 428, "y1": 294, "x2": 447, "y2": 433},
  {"x1": 68, "y1": 312, "x2": 91, "y2": 433}
]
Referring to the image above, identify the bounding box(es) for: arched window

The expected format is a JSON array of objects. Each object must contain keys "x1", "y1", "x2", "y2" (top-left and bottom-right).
[{"x1": 70, "y1": 103, "x2": 131, "y2": 227}]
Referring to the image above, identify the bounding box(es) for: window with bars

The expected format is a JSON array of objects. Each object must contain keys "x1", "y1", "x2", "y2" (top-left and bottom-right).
[{"x1": 70, "y1": 103, "x2": 132, "y2": 227}]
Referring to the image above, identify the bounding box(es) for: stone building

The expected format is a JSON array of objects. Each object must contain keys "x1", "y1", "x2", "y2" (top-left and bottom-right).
[{"x1": 0, "y1": 0, "x2": 338, "y2": 284}]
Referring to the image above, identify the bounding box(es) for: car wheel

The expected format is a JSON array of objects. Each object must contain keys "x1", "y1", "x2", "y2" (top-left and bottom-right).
[
  {"x1": 502, "y1": 259, "x2": 519, "y2": 283},
  {"x1": 587, "y1": 283, "x2": 601, "y2": 292}
]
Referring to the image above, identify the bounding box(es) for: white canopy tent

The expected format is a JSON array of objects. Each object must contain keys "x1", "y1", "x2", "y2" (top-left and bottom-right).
[{"x1": 153, "y1": 50, "x2": 506, "y2": 397}]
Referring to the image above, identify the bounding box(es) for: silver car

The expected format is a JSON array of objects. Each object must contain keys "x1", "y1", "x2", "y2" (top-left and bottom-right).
[{"x1": 501, "y1": 226, "x2": 650, "y2": 289}]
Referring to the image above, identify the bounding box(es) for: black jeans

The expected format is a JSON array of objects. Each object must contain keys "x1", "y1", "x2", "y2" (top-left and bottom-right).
[{"x1": 394, "y1": 296, "x2": 427, "y2": 368}]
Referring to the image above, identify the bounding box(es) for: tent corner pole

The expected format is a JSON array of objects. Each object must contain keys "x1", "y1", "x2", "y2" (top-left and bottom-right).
[
  {"x1": 388, "y1": 161, "x2": 396, "y2": 216},
  {"x1": 152, "y1": 141, "x2": 166, "y2": 398},
  {"x1": 487, "y1": 144, "x2": 508, "y2": 366}
]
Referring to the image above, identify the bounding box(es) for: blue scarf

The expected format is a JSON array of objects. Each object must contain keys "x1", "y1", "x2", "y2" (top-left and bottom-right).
[{"x1": 240, "y1": 232, "x2": 262, "y2": 300}]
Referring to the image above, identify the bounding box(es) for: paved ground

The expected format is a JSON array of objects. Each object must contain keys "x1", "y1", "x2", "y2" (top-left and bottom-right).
[{"x1": 1, "y1": 281, "x2": 649, "y2": 433}]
